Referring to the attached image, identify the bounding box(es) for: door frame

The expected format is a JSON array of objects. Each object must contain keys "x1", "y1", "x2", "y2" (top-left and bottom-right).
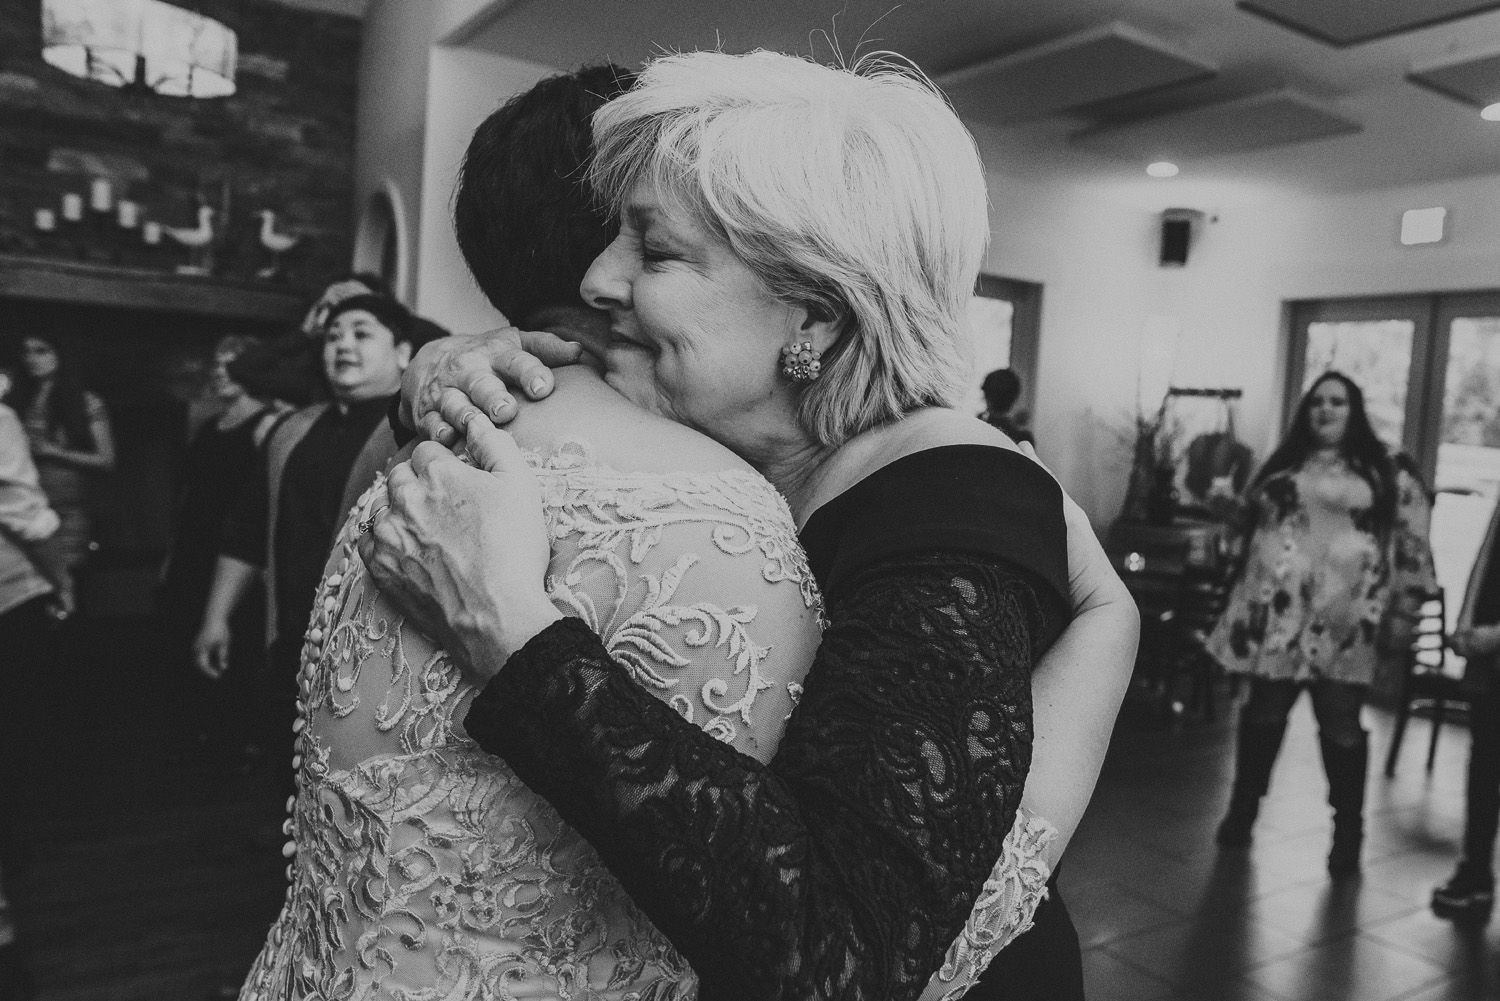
[
  {"x1": 1286, "y1": 289, "x2": 1500, "y2": 486},
  {"x1": 975, "y1": 273, "x2": 1043, "y2": 419}
]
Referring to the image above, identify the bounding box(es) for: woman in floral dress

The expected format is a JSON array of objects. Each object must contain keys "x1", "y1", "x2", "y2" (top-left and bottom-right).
[{"x1": 1210, "y1": 371, "x2": 1436, "y2": 875}]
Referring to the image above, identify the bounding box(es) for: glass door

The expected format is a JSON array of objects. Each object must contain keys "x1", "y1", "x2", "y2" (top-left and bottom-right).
[
  {"x1": 965, "y1": 274, "x2": 1042, "y2": 430},
  {"x1": 1432, "y1": 294, "x2": 1500, "y2": 639},
  {"x1": 1289, "y1": 291, "x2": 1500, "y2": 655},
  {"x1": 1288, "y1": 296, "x2": 1432, "y2": 454}
]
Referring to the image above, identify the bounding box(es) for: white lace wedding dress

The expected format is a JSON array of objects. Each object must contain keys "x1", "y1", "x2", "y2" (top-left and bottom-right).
[{"x1": 238, "y1": 441, "x2": 1052, "y2": 1001}]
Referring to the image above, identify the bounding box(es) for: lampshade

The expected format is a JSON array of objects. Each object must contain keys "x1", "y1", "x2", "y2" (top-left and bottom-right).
[{"x1": 42, "y1": 0, "x2": 237, "y2": 99}]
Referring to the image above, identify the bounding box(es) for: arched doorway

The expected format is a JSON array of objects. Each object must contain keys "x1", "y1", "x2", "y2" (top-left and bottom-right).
[{"x1": 352, "y1": 181, "x2": 409, "y2": 301}]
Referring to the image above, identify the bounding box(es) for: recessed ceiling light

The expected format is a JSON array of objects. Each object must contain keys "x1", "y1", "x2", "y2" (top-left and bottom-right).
[
  {"x1": 1482, "y1": 102, "x2": 1500, "y2": 121},
  {"x1": 1146, "y1": 161, "x2": 1180, "y2": 178}
]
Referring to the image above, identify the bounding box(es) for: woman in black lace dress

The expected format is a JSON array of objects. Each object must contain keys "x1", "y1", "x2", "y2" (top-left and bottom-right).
[{"x1": 366, "y1": 50, "x2": 1138, "y2": 1001}]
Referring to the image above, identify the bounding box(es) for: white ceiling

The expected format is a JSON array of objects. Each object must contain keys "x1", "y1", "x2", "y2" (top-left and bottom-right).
[{"x1": 452, "y1": 0, "x2": 1500, "y2": 196}]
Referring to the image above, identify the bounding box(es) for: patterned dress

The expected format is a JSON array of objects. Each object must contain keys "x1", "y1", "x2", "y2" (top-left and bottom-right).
[
  {"x1": 238, "y1": 440, "x2": 1054, "y2": 1001},
  {"x1": 1209, "y1": 453, "x2": 1437, "y2": 686}
]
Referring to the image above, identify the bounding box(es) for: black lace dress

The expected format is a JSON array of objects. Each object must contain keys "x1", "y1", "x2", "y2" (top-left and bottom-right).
[{"x1": 465, "y1": 444, "x2": 1070, "y2": 1001}]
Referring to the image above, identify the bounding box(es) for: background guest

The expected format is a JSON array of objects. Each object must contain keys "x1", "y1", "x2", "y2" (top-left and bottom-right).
[
  {"x1": 12, "y1": 335, "x2": 114, "y2": 620},
  {"x1": 197, "y1": 294, "x2": 429, "y2": 831},
  {"x1": 0, "y1": 363, "x2": 60, "y2": 1001},
  {"x1": 229, "y1": 273, "x2": 447, "y2": 410},
  {"x1": 980, "y1": 367, "x2": 1035, "y2": 444},
  {"x1": 1431, "y1": 489, "x2": 1500, "y2": 920},
  {"x1": 159, "y1": 335, "x2": 287, "y2": 768},
  {"x1": 1210, "y1": 371, "x2": 1436, "y2": 875}
]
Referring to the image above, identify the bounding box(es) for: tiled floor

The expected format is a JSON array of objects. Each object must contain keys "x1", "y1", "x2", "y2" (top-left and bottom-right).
[
  {"x1": 12, "y1": 620, "x2": 1500, "y2": 999},
  {"x1": 1067, "y1": 687, "x2": 1497, "y2": 1000}
]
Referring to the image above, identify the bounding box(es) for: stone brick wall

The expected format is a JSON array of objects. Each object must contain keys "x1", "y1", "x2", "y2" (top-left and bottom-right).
[{"x1": 0, "y1": 0, "x2": 360, "y2": 291}]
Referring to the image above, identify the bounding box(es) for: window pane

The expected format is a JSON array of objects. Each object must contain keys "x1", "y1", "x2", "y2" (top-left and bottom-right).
[
  {"x1": 1304, "y1": 319, "x2": 1414, "y2": 449},
  {"x1": 1435, "y1": 316, "x2": 1500, "y2": 643},
  {"x1": 964, "y1": 295, "x2": 1014, "y2": 417}
]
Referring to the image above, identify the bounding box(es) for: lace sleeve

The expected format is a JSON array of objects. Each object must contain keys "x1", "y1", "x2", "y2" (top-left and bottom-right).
[
  {"x1": 465, "y1": 550, "x2": 1057, "y2": 1001},
  {"x1": 918, "y1": 808, "x2": 1056, "y2": 1001}
]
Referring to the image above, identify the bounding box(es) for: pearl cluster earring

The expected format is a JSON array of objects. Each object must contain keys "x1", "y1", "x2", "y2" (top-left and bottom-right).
[{"x1": 780, "y1": 341, "x2": 822, "y2": 382}]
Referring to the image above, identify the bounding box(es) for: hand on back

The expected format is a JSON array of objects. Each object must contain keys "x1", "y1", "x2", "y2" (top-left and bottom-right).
[{"x1": 399, "y1": 328, "x2": 583, "y2": 444}]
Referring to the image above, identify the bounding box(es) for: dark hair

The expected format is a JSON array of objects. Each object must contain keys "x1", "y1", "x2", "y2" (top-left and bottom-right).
[
  {"x1": 453, "y1": 64, "x2": 636, "y2": 323},
  {"x1": 332, "y1": 271, "x2": 391, "y2": 298},
  {"x1": 981, "y1": 368, "x2": 1022, "y2": 414},
  {"x1": 12, "y1": 336, "x2": 95, "y2": 451},
  {"x1": 1255, "y1": 370, "x2": 1396, "y2": 532},
  {"x1": 324, "y1": 294, "x2": 416, "y2": 346}
]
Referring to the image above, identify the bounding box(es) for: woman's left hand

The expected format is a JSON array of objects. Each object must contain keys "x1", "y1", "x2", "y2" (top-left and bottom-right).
[{"x1": 358, "y1": 418, "x2": 561, "y2": 685}]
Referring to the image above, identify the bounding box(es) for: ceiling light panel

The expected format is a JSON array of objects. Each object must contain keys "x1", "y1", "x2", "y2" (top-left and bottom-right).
[
  {"x1": 1238, "y1": 0, "x2": 1500, "y2": 47},
  {"x1": 1070, "y1": 89, "x2": 1361, "y2": 160},
  {"x1": 1408, "y1": 44, "x2": 1500, "y2": 108},
  {"x1": 937, "y1": 21, "x2": 1215, "y2": 125}
]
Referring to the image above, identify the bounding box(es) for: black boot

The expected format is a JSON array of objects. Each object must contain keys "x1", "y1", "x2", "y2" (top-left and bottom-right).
[
  {"x1": 1216, "y1": 716, "x2": 1289, "y2": 847},
  {"x1": 1322, "y1": 731, "x2": 1368, "y2": 877}
]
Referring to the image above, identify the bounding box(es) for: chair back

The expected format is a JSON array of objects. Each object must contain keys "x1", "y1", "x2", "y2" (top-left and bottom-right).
[{"x1": 1408, "y1": 590, "x2": 1448, "y2": 677}]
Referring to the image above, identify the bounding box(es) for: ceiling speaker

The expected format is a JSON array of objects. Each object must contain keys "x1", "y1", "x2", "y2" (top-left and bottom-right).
[{"x1": 1160, "y1": 208, "x2": 1204, "y2": 267}]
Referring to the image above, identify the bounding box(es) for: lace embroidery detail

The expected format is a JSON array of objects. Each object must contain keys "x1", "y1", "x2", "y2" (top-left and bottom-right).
[
  {"x1": 466, "y1": 552, "x2": 1055, "y2": 1001},
  {"x1": 918, "y1": 809, "x2": 1057, "y2": 1001},
  {"x1": 238, "y1": 440, "x2": 819, "y2": 1001}
]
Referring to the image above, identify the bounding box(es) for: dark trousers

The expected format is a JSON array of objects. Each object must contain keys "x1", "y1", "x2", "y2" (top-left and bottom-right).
[
  {"x1": 968, "y1": 871, "x2": 1084, "y2": 1000},
  {"x1": 1242, "y1": 677, "x2": 1365, "y2": 746},
  {"x1": 1463, "y1": 694, "x2": 1500, "y2": 872},
  {"x1": 0, "y1": 597, "x2": 51, "y2": 875}
]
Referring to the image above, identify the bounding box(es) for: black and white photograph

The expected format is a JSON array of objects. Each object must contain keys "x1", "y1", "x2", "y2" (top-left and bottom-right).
[{"x1": 2, "y1": 1, "x2": 1500, "y2": 999}]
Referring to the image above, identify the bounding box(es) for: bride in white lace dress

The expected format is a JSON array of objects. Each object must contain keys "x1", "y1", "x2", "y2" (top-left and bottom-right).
[{"x1": 239, "y1": 362, "x2": 822, "y2": 999}]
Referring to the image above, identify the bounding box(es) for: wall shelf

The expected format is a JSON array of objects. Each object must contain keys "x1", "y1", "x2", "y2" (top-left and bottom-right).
[{"x1": 0, "y1": 255, "x2": 308, "y2": 324}]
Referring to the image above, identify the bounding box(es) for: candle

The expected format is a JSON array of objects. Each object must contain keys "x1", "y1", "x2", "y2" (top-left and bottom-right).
[
  {"x1": 117, "y1": 200, "x2": 139, "y2": 228},
  {"x1": 61, "y1": 193, "x2": 83, "y2": 222},
  {"x1": 90, "y1": 178, "x2": 112, "y2": 212},
  {"x1": 143, "y1": 221, "x2": 162, "y2": 245},
  {"x1": 34, "y1": 208, "x2": 56, "y2": 231}
]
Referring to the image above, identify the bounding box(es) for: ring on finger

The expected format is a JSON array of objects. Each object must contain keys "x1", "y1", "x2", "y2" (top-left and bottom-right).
[{"x1": 358, "y1": 505, "x2": 385, "y2": 535}]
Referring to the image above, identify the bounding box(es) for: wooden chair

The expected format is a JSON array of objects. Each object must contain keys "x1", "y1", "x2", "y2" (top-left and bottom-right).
[
  {"x1": 1384, "y1": 590, "x2": 1459, "y2": 777},
  {"x1": 1108, "y1": 519, "x2": 1237, "y2": 721}
]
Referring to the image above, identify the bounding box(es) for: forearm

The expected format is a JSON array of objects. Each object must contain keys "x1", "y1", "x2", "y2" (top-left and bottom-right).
[
  {"x1": 1022, "y1": 590, "x2": 1138, "y2": 867},
  {"x1": 465, "y1": 554, "x2": 1043, "y2": 1001},
  {"x1": 44, "y1": 448, "x2": 111, "y2": 471},
  {"x1": 201, "y1": 556, "x2": 261, "y2": 627}
]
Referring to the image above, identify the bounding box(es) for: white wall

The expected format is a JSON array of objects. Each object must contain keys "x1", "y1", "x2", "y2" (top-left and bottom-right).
[
  {"x1": 990, "y1": 167, "x2": 1500, "y2": 525},
  {"x1": 353, "y1": 0, "x2": 438, "y2": 303},
  {"x1": 414, "y1": 47, "x2": 558, "y2": 331}
]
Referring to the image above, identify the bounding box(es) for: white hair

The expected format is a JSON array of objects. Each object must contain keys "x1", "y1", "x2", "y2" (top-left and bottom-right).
[{"x1": 589, "y1": 49, "x2": 989, "y2": 447}]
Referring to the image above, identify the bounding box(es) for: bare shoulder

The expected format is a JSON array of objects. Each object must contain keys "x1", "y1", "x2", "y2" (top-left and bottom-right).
[{"x1": 507, "y1": 366, "x2": 758, "y2": 477}]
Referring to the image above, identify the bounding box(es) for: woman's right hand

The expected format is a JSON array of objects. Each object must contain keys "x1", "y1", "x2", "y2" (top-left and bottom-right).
[
  {"x1": 398, "y1": 328, "x2": 584, "y2": 447},
  {"x1": 194, "y1": 618, "x2": 231, "y2": 680}
]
